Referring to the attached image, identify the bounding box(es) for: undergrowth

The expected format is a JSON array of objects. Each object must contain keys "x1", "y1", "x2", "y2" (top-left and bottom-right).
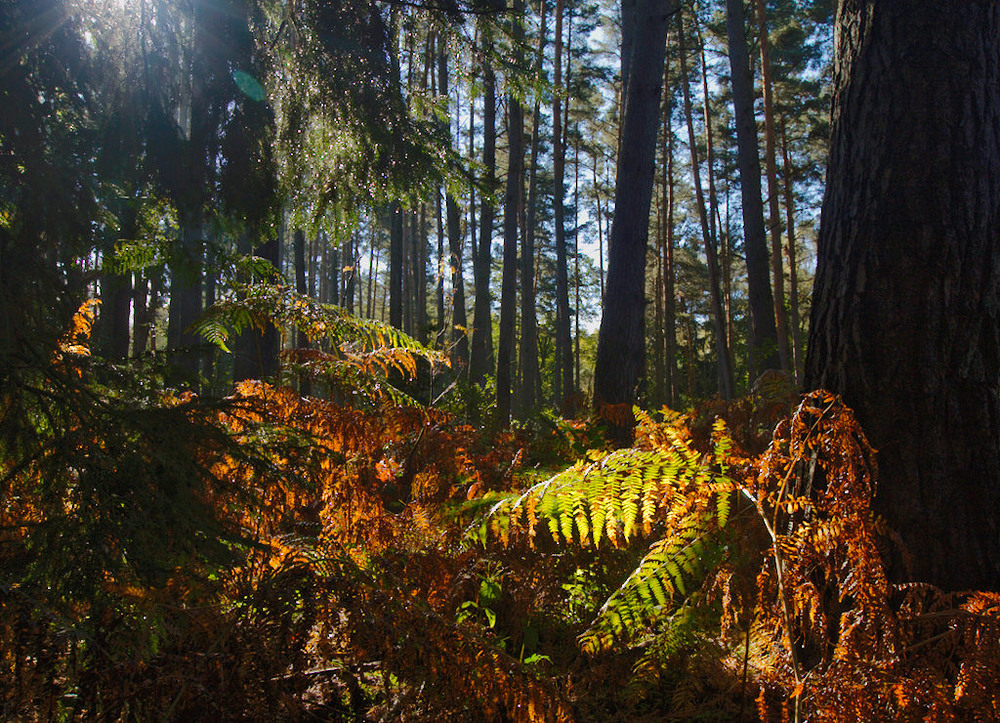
[{"x1": 3, "y1": 303, "x2": 1000, "y2": 720}]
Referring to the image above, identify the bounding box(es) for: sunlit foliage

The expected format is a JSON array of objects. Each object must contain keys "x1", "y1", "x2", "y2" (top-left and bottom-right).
[{"x1": 4, "y1": 296, "x2": 1000, "y2": 719}]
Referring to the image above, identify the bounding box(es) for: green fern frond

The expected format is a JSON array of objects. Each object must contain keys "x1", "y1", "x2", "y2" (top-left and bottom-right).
[
  {"x1": 194, "y1": 264, "x2": 445, "y2": 404},
  {"x1": 191, "y1": 316, "x2": 233, "y2": 353},
  {"x1": 577, "y1": 517, "x2": 725, "y2": 655},
  {"x1": 479, "y1": 413, "x2": 737, "y2": 656}
]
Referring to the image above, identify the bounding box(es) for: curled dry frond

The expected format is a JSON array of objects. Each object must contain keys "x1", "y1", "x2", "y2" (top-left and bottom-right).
[
  {"x1": 56, "y1": 298, "x2": 101, "y2": 358},
  {"x1": 748, "y1": 391, "x2": 1000, "y2": 721}
]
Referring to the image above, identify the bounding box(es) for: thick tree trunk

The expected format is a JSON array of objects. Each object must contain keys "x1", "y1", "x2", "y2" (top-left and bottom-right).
[
  {"x1": 167, "y1": 214, "x2": 203, "y2": 383},
  {"x1": 593, "y1": 0, "x2": 677, "y2": 443},
  {"x1": 725, "y1": 0, "x2": 779, "y2": 380},
  {"x1": 234, "y1": 232, "x2": 280, "y2": 382},
  {"x1": 100, "y1": 266, "x2": 132, "y2": 361},
  {"x1": 805, "y1": 2, "x2": 1000, "y2": 591}
]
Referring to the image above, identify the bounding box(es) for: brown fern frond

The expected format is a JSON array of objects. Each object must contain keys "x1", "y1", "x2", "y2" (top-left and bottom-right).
[{"x1": 746, "y1": 391, "x2": 1000, "y2": 720}]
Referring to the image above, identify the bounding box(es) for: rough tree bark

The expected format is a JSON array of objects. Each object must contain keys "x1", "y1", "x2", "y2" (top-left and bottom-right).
[{"x1": 805, "y1": 1, "x2": 1000, "y2": 591}]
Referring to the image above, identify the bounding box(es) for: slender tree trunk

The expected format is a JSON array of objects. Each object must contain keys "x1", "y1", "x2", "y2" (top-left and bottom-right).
[
  {"x1": 574, "y1": 143, "x2": 581, "y2": 396},
  {"x1": 435, "y1": 188, "x2": 446, "y2": 346},
  {"x1": 695, "y1": 20, "x2": 721, "y2": 260},
  {"x1": 725, "y1": 0, "x2": 779, "y2": 380},
  {"x1": 257, "y1": 232, "x2": 280, "y2": 379},
  {"x1": 594, "y1": 155, "x2": 605, "y2": 301},
  {"x1": 755, "y1": 0, "x2": 791, "y2": 372},
  {"x1": 293, "y1": 228, "x2": 308, "y2": 314},
  {"x1": 470, "y1": 33, "x2": 496, "y2": 385},
  {"x1": 806, "y1": 2, "x2": 1000, "y2": 591},
  {"x1": 132, "y1": 272, "x2": 151, "y2": 357},
  {"x1": 320, "y1": 229, "x2": 331, "y2": 304},
  {"x1": 438, "y1": 46, "x2": 469, "y2": 369},
  {"x1": 519, "y1": 0, "x2": 546, "y2": 417},
  {"x1": 779, "y1": 118, "x2": 803, "y2": 383},
  {"x1": 680, "y1": 294, "x2": 695, "y2": 399},
  {"x1": 593, "y1": 0, "x2": 678, "y2": 443},
  {"x1": 330, "y1": 232, "x2": 340, "y2": 306},
  {"x1": 308, "y1": 232, "x2": 317, "y2": 299},
  {"x1": 233, "y1": 231, "x2": 254, "y2": 381},
  {"x1": 148, "y1": 273, "x2": 162, "y2": 352},
  {"x1": 389, "y1": 202, "x2": 403, "y2": 328},
  {"x1": 402, "y1": 209, "x2": 412, "y2": 333},
  {"x1": 293, "y1": 228, "x2": 311, "y2": 396},
  {"x1": 553, "y1": 0, "x2": 573, "y2": 405},
  {"x1": 408, "y1": 209, "x2": 421, "y2": 333},
  {"x1": 497, "y1": 0, "x2": 526, "y2": 426},
  {"x1": 677, "y1": 10, "x2": 734, "y2": 399},
  {"x1": 723, "y1": 188, "x2": 733, "y2": 344},
  {"x1": 653, "y1": 177, "x2": 665, "y2": 407},
  {"x1": 662, "y1": 57, "x2": 677, "y2": 408},
  {"x1": 416, "y1": 204, "x2": 428, "y2": 342},
  {"x1": 197, "y1": 237, "x2": 214, "y2": 384},
  {"x1": 367, "y1": 230, "x2": 377, "y2": 319},
  {"x1": 343, "y1": 232, "x2": 356, "y2": 315}
]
